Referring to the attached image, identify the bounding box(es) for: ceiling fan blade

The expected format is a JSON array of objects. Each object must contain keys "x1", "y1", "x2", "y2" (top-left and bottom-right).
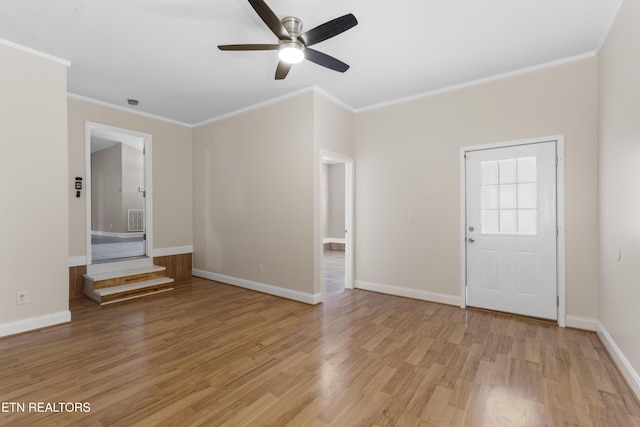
[
  {"x1": 248, "y1": 0, "x2": 291, "y2": 41},
  {"x1": 275, "y1": 61, "x2": 292, "y2": 80},
  {"x1": 218, "y1": 44, "x2": 279, "y2": 51},
  {"x1": 299, "y1": 14, "x2": 358, "y2": 47},
  {"x1": 304, "y1": 48, "x2": 349, "y2": 73}
]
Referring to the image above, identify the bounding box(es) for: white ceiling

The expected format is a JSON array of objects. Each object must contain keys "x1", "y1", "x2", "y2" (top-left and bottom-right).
[{"x1": 0, "y1": 0, "x2": 620, "y2": 125}]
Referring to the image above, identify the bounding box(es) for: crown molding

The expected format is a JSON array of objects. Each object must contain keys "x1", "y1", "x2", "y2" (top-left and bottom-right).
[
  {"x1": 595, "y1": 0, "x2": 624, "y2": 53},
  {"x1": 355, "y1": 52, "x2": 596, "y2": 114},
  {"x1": 192, "y1": 87, "x2": 316, "y2": 128},
  {"x1": 67, "y1": 93, "x2": 192, "y2": 128},
  {"x1": 0, "y1": 38, "x2": 70, "y2": 67}
]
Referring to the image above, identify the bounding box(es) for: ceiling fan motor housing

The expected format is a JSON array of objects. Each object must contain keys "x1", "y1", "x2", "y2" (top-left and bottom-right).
[{"x1": 281, "y1": 16, "x2": 303, "y2": 38}]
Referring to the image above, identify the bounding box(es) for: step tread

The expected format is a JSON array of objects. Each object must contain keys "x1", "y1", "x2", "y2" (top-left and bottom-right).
[
  {"x1": 84, "y1": 265, "x2": 166, "y2": 282},
  {"x1": 93, "y1": 277, "x2": 174, "y2": 296}
]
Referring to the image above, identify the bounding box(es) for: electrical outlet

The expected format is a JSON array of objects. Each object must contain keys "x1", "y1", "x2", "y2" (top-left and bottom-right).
[
  {"x1": 408, "y1": 212, "x2": 416, "y2": 223},
  {"x1": 258, "y1": 264, "x2": 264, "y2": 274},
  {"x1": 16, "y1": 290, "x2": 28, "y2": 305}
]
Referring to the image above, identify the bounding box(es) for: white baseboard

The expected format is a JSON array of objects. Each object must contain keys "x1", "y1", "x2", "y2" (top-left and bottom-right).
[
  {"x1": 69, "y1": 256, "x2": 87, "y2": 267},
  {"x1": 152, "y1": 246, "x2": 193, "y2": 257},
  {"x1": 355, "y1": 280, "x2": 460, "y2": 306},
  {"x1": 323, "y1": 238, "x2": 346, "y2": 244},
  {"x1": 565, "y1": 315, "x2": 598, "y2": 331},
  {"x1": 91, "y1": 231, "x2": 143, "y2": 238},
  {"x1": 597, "y1": 322, "x2": 640, "y2": 401},
  {"x1": 192, "y1": 269, "x2": 322, "y2": 305},
  {"x1": 0, "y1": 310, "x2": 71, "y2": 338}
]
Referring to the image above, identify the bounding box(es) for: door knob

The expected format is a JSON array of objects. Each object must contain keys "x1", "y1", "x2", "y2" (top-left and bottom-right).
[
  {"x1": 468, "y1": 238, "x2": 475, "y2": 243},
  {"x1": 468, "y1": 226, "x2": 474, "y2": 232}
]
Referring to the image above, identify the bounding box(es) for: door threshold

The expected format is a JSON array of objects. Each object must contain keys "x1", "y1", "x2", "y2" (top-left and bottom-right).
[
  {"x1": 466, "y1": 306, "x2": 558, "y2": 326},
  {"x1": 92, "y1": 255, "x2": 148, "y2": 265}
]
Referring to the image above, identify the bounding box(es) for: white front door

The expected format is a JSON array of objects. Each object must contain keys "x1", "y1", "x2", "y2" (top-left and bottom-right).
[{"x1": 465, "y1": 141, "x2": 557, "y2": 320}]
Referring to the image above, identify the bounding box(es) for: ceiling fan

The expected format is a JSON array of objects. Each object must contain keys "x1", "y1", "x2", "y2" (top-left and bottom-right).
[{"x1": 218, "y1": 0, "x2": 358, "y2": 80}]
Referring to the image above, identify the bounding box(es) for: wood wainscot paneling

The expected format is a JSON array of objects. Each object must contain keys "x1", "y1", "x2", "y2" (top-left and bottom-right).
[
  {"x1": 323, "y1": 242, "x2": 345, "y2": 251},
  {"x1": 154, "y1": 253, "x2": 192, "y2": 283},
  {"x1": 69, "y1": 265, "x2": 87, "y2": 299}
]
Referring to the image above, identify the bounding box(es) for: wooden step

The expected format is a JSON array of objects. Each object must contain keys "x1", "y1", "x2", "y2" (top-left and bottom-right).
[
  {"x1": 84, "y1": 265, "x2": 174, "y2": 305},
  {"x1": 85, "y1": 277, "x2": 174, "y2": 306},
  {"x1": 84, "y1": 265, "x2": 168, "y2": 289}
]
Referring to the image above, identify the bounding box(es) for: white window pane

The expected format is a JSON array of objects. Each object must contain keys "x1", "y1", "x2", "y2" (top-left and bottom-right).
[
  {"x1": 517, "y1": 157, "x2": 536, "y2": 183},
  {"x1": 482, "y1": 210, "x2": 499, "y2": 234},
  {"x1": 518, "y1": 210, "x2": 538, "y2": 235},
  {"x1": 499, "y1": 184, "x2": 517, "y2": 209},
  {"x1": 500, "y1": 210, "x2": 517, "y2": 234},
  {"x1": 499, "y1": 159, "x2": 517, "y2": 184},
  {"x1": 518, "y1": 183, "x2": 537, "y2": 208},
  {"x1": 482, "y1": 161, "x2": 498, "y2": 185},
  {"x1": 482, "y1": 186, "x2": 498, "y2": 209}
]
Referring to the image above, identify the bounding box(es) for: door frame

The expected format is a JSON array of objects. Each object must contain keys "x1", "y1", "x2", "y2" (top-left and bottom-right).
[
  {"x1": 459, "y1": 135, "x2": 566, "y2": 326},
  {"x1": 84, "y1": 121, "x2": 153, "y2": 267},
  {"x1": 318, "y1": 150, "x2": 355, "y2": 296}
]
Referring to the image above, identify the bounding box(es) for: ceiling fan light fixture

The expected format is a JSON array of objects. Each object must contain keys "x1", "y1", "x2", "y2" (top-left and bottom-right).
[{"x1": 278, "y1": 42, "x2": 304, "y2": 64}]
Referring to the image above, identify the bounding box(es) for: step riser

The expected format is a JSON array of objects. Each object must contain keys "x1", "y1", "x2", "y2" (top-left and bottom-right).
[
  {"x1": 84, "y1": 265, "x2": 174, "y2": 305},
  {"x1": 100, "y1": 283, "x2": 174, "y2": 304},
  {"x1": 90, "y1": 270, "x2": 167, "y2": 289}
]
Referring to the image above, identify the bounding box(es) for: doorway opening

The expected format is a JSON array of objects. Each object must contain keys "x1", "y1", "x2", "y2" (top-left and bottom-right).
[
  {"x1": 85, "y1": 122, "x2": 153, "y2": 268},
  {"x1": 321, "y1": 151, "x2": 354, "y2": 299}
]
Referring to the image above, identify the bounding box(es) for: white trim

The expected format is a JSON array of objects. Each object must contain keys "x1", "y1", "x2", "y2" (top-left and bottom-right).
[
  {"x1": 69, "y1": 256, "x2": 87, "y2": 267},
  {"x1": 356, "y1": 53, "x2": 595, "y2": 114},
  {"x1": 0, "y1": 38, "x2": 71, "y2": 66},
  {"x1": 319, "y1": 150, "x2": 355, "y2": 291},
  {"x1": 152, "y1": 246, "x2": 193, "y2": 257},
  {"x1": 192, "y1": 269, "x2": 322, "y2": 305},
  {"x1": 566, "y1": 315, "x2": 598, "y2": 331},
  {"x1": 595, "y1": 0, "x2": 624, "y2": 53},
  {"x1": 84, "y1": 122, "x2": 154, "y2": 266},
  {"x1": 556, "y1": 137, "x2": 566, "y2": 327},
  {"x1": 565, "y1": 315, "x2": 598, "y2": 331},
  {"x1": 597, "y1": 322, "x2": 640, "y2": 401},
  {"x1": 91, "y1": 231, "x2": 143, "y2": 238},
  {"x1": 313, "y1": 86, "x2": 355, "y2": 112},
  {"x1": 355, "y1": 280, "x2": 461, "y2": 307},
  {"x1": 0, "y1": 311, "x2": 71, "y2": 338},
  {"x1": 193, "y1": 87, "x2": 315, "y2": 127},
  {"x1": 68, "y1": 93, "x2": 191, "y2": 127},
  {"x1": 323, "y1": 238, "x2": 346, "y2": 245},
  {"x1": 460, "y1": 135, "x2": 566, "y2": 326}
]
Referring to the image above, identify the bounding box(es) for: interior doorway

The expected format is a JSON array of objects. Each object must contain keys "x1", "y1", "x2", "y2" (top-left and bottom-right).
[
  {"x1": 321, "y1": 151, "x2": 354, "y2": 298},
  {"x1": 85, "y1": 122, "x2": 153, "y2": 266}
]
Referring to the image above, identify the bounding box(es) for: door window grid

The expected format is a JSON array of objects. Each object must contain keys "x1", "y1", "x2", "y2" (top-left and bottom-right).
[{"x1": 480, "y1": 157, "x2": 538, "y2": 235}]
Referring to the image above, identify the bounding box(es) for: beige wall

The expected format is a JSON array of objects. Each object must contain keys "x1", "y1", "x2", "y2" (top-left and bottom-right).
[
  {"x1": 91, "y1": 144, "x2": 123, "y2": 232},
  {"x1": 90, "y1": 143, "x2": 144, "y2": 233},
  {"x1": 598, "y1": 0, "x2": 640, "y2": 388},
  {"x1": 314, "y1": 91, "x2": 355, "y2": 294},
  {"x1": 193, "y1": 92, "x2": 315, "y2": 293},
  {"x1": 68, "y1": 98, "x2": 193, "y2": 257},
  {"x1": 314, "y1": 91, "x2": 355, "y2": 158},
  {"x1": 325, "y1": 163, "x2": 346, "y2": 239},
  {"x1": 0, "y1": 44, "x2": 69, "y2": 326},
  {"x1": 120, "y1": 143, "x2": 145, "y2": 230},
  {"x1": 354, "y1": 58, "x2": 599, "y2": 319}
]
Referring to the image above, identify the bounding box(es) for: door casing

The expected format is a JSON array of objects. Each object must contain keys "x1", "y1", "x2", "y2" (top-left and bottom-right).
[
  {"x1": 84, "y1": 121, "x2": 153, "y2": 269},
  {"x1": 317, "y1": 149, "x2": 355, "y2": 300},
  {"x1": 460, "y1": 135, "x2": 566, "y2": 326}
]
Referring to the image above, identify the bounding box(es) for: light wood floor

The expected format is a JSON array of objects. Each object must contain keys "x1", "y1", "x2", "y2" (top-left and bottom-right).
[
  {"x1": 323, "y1": 250, "x2": 345, "y2": 298},
  {"x1": 1, "y1": 278, "x2": 639, "y2": 426}
]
